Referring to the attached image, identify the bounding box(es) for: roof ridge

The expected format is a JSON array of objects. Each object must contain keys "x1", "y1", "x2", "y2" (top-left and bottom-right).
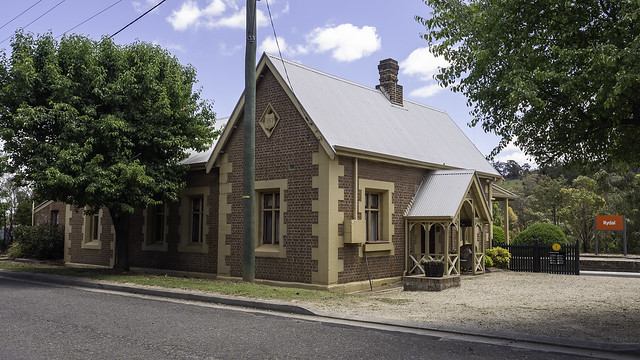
[
  {"x1": 266, "y1": 53, "x2": 378, "y2": 93},
  {"x1": 266, "y1": 53, "x2": 449, "y2": 115}
]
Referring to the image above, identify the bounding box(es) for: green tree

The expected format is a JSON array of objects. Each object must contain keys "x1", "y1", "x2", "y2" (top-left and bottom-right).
[
  {"x1": 529, "y1": 175, "x2": 567, "y2": 226},
  {"x1": 0, "y1": 175, "x2": 31, "y2": 242},
  {"x1": 15, "y1": 200, "x2": 33, "y2": 226},
  {"x1": 0, "y1": 32, "x2": 217, "y2": 269},
  {"x1": 561, "y1": 176, "x2": 606, "y2": 252},
  {"x1": 417, "y1": 0, "x2": 640, "y2": 168}
]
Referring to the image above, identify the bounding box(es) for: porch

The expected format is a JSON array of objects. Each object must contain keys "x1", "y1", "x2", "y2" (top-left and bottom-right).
[{"x1": 403, "y1": 170, "x2": 493, "y2": 283}]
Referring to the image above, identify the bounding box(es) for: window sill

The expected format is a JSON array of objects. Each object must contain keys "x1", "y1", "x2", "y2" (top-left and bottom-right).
[
  {"x1": 81, "y1": 240, "x2": 101, "y2": 250},
  {"x1": 178, "y1": 242, "x2": 208, "y2": 254},
  {"x1": 363, "y1": 241, "x2": 394, "y2": 257},
  {"x1": 365, "y1": 242, "x2": 393, "y2": 252},
  {"x1": 256, "y1": 244, "x2": 286, "y2": 258},
  {"x1": 142, "y1": 242, "x2": 168, "y2": 252}
]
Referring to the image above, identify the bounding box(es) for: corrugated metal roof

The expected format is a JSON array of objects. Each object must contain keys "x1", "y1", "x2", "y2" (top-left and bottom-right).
[
  {"x1": 492, "y1": 183, "x2": 518, "y2": 200},
  {"x1": 266, "y1": 54, "x2": 500, "y2": 177},
  {"x1": 406, "y1": 170, "x2": 475, "y2": 218},
  {"x1": 180, "y1": 117, "x2": 228, "y2": 166}
]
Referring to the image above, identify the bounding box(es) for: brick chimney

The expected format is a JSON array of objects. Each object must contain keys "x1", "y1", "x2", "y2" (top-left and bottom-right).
[{"x1": 375, "y1": 58, "x2": 403, "y2": 106}]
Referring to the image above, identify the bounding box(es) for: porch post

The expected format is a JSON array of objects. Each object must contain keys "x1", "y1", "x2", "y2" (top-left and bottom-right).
[
  {"x1": 444, "y1": 223, "x2": 450, "y2": 275},
  {"x1": 472, "y1": 215, "x2": 477, "y2": 275},
  {"x1": 456, "y1": 220, "x2": 461, "y2": 275},
  {"x1": 404, "y1": 218, "x2": 408, "y2": 276},
  {"x1": 503, "y1": 199, "x2": 510, "y2": 245}
]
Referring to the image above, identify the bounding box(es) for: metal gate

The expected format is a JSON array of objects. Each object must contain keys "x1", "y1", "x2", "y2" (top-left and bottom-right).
[{"x1": 498, "y1": 241, "x2": 580, "y2": 275}]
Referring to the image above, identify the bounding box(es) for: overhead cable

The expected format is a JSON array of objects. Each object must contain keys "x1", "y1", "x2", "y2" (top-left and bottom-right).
[
  {"x1": 109, "y1": 0, "x2": 167, "y2": 39},
  {"x1": 0, "y1": 1, "x2": 44, "y2": 31},
  {"x1": 265, "y1": 0, "x2": 294, "y2": 92},
  {"x1": 56, "y1": 0, "x2": 125, "y2": 39},
  {"x1": 0, "y1": 0, "x2": 67, "y2": 45}
]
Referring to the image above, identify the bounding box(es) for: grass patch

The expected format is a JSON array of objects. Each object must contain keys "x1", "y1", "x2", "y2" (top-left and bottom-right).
[{"x1": 0, "y1": 260, "x2": 360, "y2": 304}]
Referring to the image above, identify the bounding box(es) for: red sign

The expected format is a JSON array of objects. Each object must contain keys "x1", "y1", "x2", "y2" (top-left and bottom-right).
[{"x1": 595, "y1": 215, "x2": 624, "y2": 231}]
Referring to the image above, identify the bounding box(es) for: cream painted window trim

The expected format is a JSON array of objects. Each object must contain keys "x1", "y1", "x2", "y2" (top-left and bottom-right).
[
  {"x1": 81, "y1": 207, "x2": 102, "y2": 250},
  {"x1": 142, "y1": 204, "x2": 169, "y2": 252},
  {"x1": 178, "y1": 186, "x2": 210, "y2": 254},
  {"x1": 255, "y1": 179, "x2": 287, "y2": 258},
  {"x1": 358, "y1": 179, "x2": 394, "y2": 255}
]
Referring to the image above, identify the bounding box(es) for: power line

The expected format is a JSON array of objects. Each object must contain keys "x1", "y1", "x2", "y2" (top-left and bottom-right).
[
  {"x1": 0, "y1": 0, "x2": 67, "y2": 46},
  {"x1": 265, "y1": 0, "x2": 294, "y2": 92},
  {"x1": 0, "y1": 0, "x2": 44, "y2": 31},
  {"x1": 56, "y1": 0, "x2": 124, "y2": 39},
  {"x1": 109, "y1": 0, "x2": 167, "y2": 39}
]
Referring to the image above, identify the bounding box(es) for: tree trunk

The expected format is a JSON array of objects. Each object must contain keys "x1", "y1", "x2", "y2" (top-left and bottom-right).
[{"x1": 111, "y1": 211, "x2": 130, "y2": 271}]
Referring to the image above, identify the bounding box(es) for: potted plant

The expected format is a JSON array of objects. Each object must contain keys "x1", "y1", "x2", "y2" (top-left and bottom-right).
[{"x1": 422, "y1": 259, "x2": 444, "y2": 277}]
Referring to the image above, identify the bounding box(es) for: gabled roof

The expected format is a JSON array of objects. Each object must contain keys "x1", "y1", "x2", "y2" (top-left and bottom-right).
[
  {"x1": 406, "y1": 170, "x2": 490, "y2": 220},
  {"x1": 492, "y1": 183, "x2": 518, "y2": 200},
  {"x1": 206, "y1": 53, "x2": 500, "y2": 178},
  {"x1": 180, "y1": 117, "x2": 228, "y2": 168}
]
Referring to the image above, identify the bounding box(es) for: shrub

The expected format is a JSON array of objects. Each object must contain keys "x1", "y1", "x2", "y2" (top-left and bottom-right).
[
  {"x1": 512, "y1": 222, "x2": 567, "y2": 246},
  {"x1": 493, "y1": 225, "x2": 505, "y2": 244},
  {"x1": 485, "y1": 247, "x2": 511, "y2": 268},
  {"x1": 9, "y1": 226, "x2": 64, "y2": 260},
  {"x1": 484, "y1": 254, "x2": 494, "y2": 268}
]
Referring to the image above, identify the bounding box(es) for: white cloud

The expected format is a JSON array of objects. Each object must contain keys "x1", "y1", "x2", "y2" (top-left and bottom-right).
[
  {"x1": 167, "y1": 0, "x2": 203, "y2": 31},
  {"x1": 306, "y1": 24, "x2": 381, "y2": 62},
  {"x1": 218, "y1": 42, "x2": 243, "y2": 56},
  {"x1": 401, "y1": 47, "x2": 450, "y2": 99},
  {"x1": 211, "y1": 7, "x2": 245, "y2": 28},
  {"x1": 166, "y1": 1, "x2": 267, "y2": 31},
  {"x1": 203, "y1": 0, "x2": 226, "y2": 16},
  {"x1": 495, "y1": 141, "x2": 537, "y2": 166},
  {"x1": 259, "y1": 36, "x2": 287, "y2": 55},
  {"x1": 259, "y1": 36, "x2": 308, "y2": 57},
  {"x1": 133, "y1": 0, "x2": 158, "y2": 13},
  {"x1": 400, "y1": 47, "x2": 449, "y2": 80},
  {"x1": 409, "y1": 84, "x2": 445, "y2": 98},
  {"x1": 152, "y1": 39, "x2": 185, "y2": 53}
]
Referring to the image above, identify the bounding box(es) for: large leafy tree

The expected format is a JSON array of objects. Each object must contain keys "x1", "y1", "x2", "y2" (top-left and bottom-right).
[
  {"x1": 0, "y1": 32, "x2": 216, "y2": 268},
  {"x1": 418, "y1": 0, "x2": 640, "y2": 168},
  {"x1": 561, "y1": 176, "x2": 606, "y2": 252}
]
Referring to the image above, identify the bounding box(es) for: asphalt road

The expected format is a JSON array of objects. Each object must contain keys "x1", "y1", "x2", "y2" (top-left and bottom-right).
[{"x1": 0, "y1": 277, "x2": 597, "y2": 359}]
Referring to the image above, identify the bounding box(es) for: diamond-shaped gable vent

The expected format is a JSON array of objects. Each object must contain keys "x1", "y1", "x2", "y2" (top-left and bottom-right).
[{"x1": 258, "y1": 103, "x2": 280, "y2": 138}]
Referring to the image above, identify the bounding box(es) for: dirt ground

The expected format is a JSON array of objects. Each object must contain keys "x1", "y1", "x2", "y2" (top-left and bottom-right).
[{"x1": 296, "y1": 270, "x2": 640, "y2": 344}]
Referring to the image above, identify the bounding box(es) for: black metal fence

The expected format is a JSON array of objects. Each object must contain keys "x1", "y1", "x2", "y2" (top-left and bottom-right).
[{"x1": 497, "y1": 241, "x2": 580, "y2": 275}]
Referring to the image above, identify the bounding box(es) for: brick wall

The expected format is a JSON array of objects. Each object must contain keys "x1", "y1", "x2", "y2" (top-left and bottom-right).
[
  {"x1": 127, "y1": 169, "x2": 219, "y2": 274},
  {"x1": 222, "y1": 67, "x2": 319, "y2": 283},
  {"x1": 66, "y1": 168, "x2": 219, "y2": 272},
  {"x1": 67, "y1": 206, "x2": 114, "y2": 267},
  {"x1": 338, "y1": 157, "x2": 424, "y2": 284},
  {"x1": 34, "y1": 201, "x2": 66, "y2": 227}
]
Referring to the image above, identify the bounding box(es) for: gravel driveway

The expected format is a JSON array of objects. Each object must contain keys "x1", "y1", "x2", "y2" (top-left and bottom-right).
[{"x1": 298, "y1": 270, "x2": 640, "y2": 344}]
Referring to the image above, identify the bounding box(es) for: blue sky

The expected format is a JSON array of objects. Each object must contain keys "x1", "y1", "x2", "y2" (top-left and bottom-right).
[{"x1": 0, "y1": 0, "x2": 531, "y2": 165}]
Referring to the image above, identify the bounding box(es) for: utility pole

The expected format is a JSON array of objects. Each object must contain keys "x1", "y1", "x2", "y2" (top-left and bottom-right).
[{"x1": 242, "y1": 0, "x2": 256, "y2": 282}]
